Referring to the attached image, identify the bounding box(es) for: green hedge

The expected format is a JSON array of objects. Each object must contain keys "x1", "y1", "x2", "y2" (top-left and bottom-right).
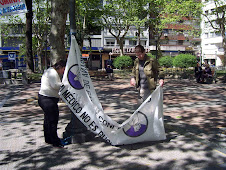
[
  {"x1": 159, "y1": 56, "x2": 173, "y2": 67},
  {"x1": 113, "y1": 55, "x2": 133, "y2": 69},
  {"x1": 173, "y1": 54, "x2": 197, "y2": 68}
]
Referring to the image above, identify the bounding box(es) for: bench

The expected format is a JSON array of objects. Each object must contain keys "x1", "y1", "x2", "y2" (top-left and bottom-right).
[
  {"x1": 0, "y1": 70, "x2": 28, "y2": 84},
  {"x1": 88, "y1": 70, "x2": 108, "y2": 79}
]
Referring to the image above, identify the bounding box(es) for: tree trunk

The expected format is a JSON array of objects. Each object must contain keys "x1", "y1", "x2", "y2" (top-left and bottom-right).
[
  {"x1": 49, "y1": 0, "x2": 69, "y2": 65},
  {"x1": 37, "y1": 47, "x2": 43, "y2": 72},
  {"x1": 25, "y1": 0, "x2": 34, "y2": 72},
  {"x1": 223, "y1": 37, "x2": 226, "y2": 66},
  {"x1": 117, "y1": 38, "x2": 124, "y2": 56}
]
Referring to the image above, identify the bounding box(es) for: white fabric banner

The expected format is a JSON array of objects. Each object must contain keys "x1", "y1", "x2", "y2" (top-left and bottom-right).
[
  {"x1": 59, "y1": 36, "x2": 166, "y2": 145},
  {"x1": 0, "y1": 0, "x2": 27, "y2": 16}
]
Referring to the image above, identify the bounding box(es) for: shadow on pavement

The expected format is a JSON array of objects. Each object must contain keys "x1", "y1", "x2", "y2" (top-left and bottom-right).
[{"x1": 0, "y1": 79, "x2": 225, "y2": 169}]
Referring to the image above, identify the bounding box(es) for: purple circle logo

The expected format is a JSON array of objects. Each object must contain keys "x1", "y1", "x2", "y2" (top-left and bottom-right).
[
  {"x1": 123, "y1": 111, "x2": 148, "y2": 137},
  {"x1": 68, "y1": 64, "x2": 83, "y2": 89}
]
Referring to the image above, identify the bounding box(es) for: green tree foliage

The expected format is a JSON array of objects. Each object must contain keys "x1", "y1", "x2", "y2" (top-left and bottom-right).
[
  {"x1": 159, "y1": 56, "x2": 173, "y2": 67},
  {"x1": 147, "y1": 53, "x2": 156, "y2": 59},
  {"x1": 74, "y1": 0, "x2": 103, "y2": 47},
  {"x1": 146, "y1": 0, "x2": 202, "y2": 57},
  {"x1": 173, "y1": 54, "x2": 197, "y2": 68},
  {"x1": 101, "y1": 0, "x2": 140, "y2": 56},
  {"x1": 33, "y1": 0, "x2": 51, "y2": 71},
  {"x1": 113, "y1": 55, "x2": 133, "y2": 69}
]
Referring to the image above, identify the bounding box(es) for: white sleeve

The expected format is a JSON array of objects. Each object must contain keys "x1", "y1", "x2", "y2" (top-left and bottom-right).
[{"x1": 48, "y1": 69, "x2": 62, "y2": 91}]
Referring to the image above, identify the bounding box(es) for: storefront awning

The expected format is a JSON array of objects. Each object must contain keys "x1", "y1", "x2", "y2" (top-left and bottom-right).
[
  {"x1": 82, "y1": 47, "x2": 103, "y2": 51},
  {"x1": 82, "y1": 54, "x2": 89, "y2": 58},
  {"x1": 0, "y1": 47, "x2": 20, "y2": 51}
]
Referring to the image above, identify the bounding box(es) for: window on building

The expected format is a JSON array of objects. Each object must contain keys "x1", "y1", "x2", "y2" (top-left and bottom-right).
[
  {"x1": 2, "y1": 37, "x2": 23, "y2": 47},
  {"x1": 92, "y1": 55, "x2": 100, "y2": 60},
  {"x1": 205, "y1": 33, "x2": 208, "y2": 38},
  {"x1": 211, "y1": 8, "x2": 215, "y2": 13},
  {"x1": 140, "y1": 40, "x2": 146, "y2": 46},
  {"x1": 106, "y1": 39, "x2": 115, "y2": 46},
  {"x1": 210, "y1": 32, "x2": 214, "y2": 38},
  {"x1": 129, "y1": 40, "x2": 137, "y2": 46},
  {"x1": 178, "y1": 40, "x2": 183, "y2": 45},
  {"x1": 92, "y1": 39, "x2": 101, "y2": 47},
  {"x1": 215, "y1": 32, "x2": 221, "y2": 37},
  {"x1": 8, "y1": 24, "x2": 25, "y2": 34}
]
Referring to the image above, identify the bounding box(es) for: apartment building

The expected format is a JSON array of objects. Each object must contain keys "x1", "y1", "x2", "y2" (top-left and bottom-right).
[
  {"x1": 0, "y1": 3, "x2": 201, "y2": 70},
  {"x1": 0, "y1": 23, "x2": 27, "y2": 70},
  {"x1": 201, "y1": 0, "x2": 225, "y2": 66},
  {"x1": 83, "y1": 19, "x2": 201, "y2": 69}
]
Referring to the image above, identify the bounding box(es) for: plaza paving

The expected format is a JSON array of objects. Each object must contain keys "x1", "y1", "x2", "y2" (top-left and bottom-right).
[{"x1": 0, "y1": 78, "x2": 225, "y2": 169}]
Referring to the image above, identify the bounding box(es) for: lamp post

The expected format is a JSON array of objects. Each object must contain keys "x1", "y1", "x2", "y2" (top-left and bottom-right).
[
  {"x1": 62, "y1": 0, "x2": 95, "y2": 144},
  {"x1": 154, "y1": 34, "x2": 159, "y2": 80},
  {"x1": 88, "y1": 36, "x2": 92, "y2": 69},
  {"x1": 98, "y1": 47, "x2": 102, "y2": 69},
  {"x1": 43, "y1": 32, "x2": 48, "y2": 71}
]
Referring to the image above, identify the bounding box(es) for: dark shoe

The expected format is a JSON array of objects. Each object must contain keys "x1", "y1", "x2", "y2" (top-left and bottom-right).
[
  {"x1": 45, "y1": 140, "x2": 52, "y2": 145},
  {"x1": 61, "y1": 137, "x2": 71, "y2": 145}
]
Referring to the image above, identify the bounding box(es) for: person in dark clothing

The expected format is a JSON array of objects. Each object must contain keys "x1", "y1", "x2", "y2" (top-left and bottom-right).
[
  {"x1": 106, "y1": 65, "x2": 114, "y2": 80},
  {"x1": 201, "y1": 64, "x2": 212, "y2": 82},
  {"x1": 194, "y1": 62, "x2": 203, "y2": 83}
]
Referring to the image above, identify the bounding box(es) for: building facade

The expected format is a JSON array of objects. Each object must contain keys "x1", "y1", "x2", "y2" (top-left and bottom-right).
[
  {"x1": 83, "y1": 20, "x2": 201, "y2": 69},
  {"x1": 201, "y1": 0, "x2": 225, "y2": 66}
]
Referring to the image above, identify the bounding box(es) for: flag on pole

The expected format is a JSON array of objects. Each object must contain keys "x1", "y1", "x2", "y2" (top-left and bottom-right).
[
  {"x1": 0, "y1": 0, "x2": 27, "y2": 16},
  {"x1": 59, "y1": 36, "x2": 166, "y2": 145}
]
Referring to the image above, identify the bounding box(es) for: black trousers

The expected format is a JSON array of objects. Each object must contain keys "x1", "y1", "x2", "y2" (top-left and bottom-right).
[{"x1": 38, "y1": 94, "x2": 61, "y2": 145}]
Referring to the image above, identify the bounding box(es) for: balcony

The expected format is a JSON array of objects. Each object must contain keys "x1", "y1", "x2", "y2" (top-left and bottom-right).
[
  {"x1": 160, "y1": 45, "x2": 186, "y2": 51},
  {"x1": 202, "y1": 36, "x2": 223, "y2": 44}
]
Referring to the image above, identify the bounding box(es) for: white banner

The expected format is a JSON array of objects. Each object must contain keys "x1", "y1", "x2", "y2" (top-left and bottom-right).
[
  {"x1": 0, "y1": 0, "x2": 27, "y2": 16},
  {"x1": 59, "y1": 36, "x2": 166, "y2": 145}
]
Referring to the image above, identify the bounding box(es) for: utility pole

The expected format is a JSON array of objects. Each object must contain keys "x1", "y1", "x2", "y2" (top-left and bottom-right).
[{"x1": 69, "y1": 0, "x2": 76, "y2": 36}]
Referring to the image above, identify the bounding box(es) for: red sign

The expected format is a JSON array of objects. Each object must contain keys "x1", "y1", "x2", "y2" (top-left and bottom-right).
[{"x1": 0, "y1": 0, "x2": 21, "y2": 7}]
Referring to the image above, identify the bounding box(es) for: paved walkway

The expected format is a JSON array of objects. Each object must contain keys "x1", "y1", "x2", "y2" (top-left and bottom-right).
[{"x1": 0, "y1": 78, "x2": 225, "y2": 169}]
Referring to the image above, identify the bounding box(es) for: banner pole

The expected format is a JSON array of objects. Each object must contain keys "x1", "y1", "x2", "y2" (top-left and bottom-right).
[{"x1": 62, "y1": 0, "x2": 95, "y2": 144}]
